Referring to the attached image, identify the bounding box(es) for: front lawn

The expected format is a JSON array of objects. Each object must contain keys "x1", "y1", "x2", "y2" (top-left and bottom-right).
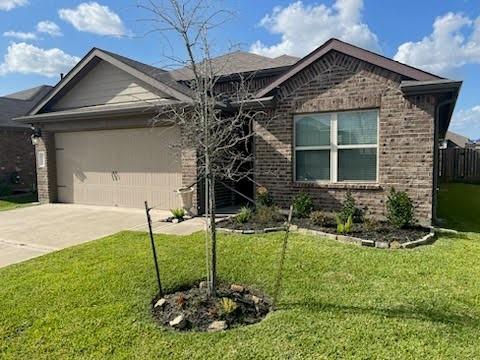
[
  {"x1": 0, "y1": 192, "x2": 37, "y2": 212},
  {"x1": 1, "y1": 231, "x2": 480, "y2": 359},
  {"x1": 437, "y1": 182, "x2": 480, "y2": 232}
]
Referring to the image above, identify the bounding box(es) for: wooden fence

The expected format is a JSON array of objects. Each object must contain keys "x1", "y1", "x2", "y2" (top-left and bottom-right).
[{"x1": 439, "y1": 148, "x2": 480, "y2": 183}]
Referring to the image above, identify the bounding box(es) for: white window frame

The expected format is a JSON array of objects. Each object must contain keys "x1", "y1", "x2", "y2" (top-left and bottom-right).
[{"x1": 294, "y1": 109, "x2": 379, "y2": 184}]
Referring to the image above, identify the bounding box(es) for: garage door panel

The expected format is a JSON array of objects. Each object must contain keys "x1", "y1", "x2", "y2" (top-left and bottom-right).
[{"x1": 55, "y1": 127, "x2": 182, "y2": 209}]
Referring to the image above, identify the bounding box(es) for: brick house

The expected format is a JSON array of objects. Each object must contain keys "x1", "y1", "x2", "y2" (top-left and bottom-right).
[
  {"x1": 0, "y1": 86, "x2": 52, "y2": 194},
  {"x1": 17, "y1": 39, "x2": 460, "y2": 225}
]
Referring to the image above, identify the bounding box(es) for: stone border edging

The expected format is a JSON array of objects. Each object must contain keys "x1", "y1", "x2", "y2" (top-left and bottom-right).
[
  {"x1": 218, "y1": 226, "x2": 286, "y2": 234},
  {"x1": 218, "y1": 221, "x2": 437, "y2": 249}
]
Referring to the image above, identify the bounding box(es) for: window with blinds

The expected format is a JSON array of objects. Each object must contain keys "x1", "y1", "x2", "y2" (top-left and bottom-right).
[{"x1": 294, "y1": 110, "x2": 378, "y2": 182}]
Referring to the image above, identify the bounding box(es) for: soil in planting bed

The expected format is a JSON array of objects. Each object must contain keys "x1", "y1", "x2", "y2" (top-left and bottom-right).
[
  {"x1": 152, "y1": 282, "x2": 271, "y2": 332},
  {"x1": 293, "y1": 218, "x2": 430, "y2": 243}
]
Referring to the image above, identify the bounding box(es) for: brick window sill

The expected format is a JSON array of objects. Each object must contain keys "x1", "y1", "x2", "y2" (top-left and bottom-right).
[{"x1": 292, "y1": 182, "x2": 383, "y2": 191}]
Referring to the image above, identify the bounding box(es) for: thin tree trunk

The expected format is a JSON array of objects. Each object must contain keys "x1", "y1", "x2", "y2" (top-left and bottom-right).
[{"x1": 209, "y1": 175, "x2": 217, "y2": 297}]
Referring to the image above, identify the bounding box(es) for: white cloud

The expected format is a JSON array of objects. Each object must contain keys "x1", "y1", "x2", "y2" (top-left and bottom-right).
[
  {"x1": 250, "y1": 0, "x2": 380, "y2": 58},
  {"x1": 451, "y1": 105, "x2": 480, "y2": 137},
  {"x1": 37, "y1": 20, "x2": 63, "y2": 37},
  {"x1": 3, "y1": 31, "x2": 36, "y2": 40},
  {"x1": 58, "y1": 2, "x2": 127, "y2": 36},
  {"x1": 0, "y1": 0, "x2": 28, "y2": 11},
  {"x1": 394, "y1": 12, "x2": 480, "y2": 75},
  {"x1": 0, "y1": 42, "x2": 80, "y2": 77}
]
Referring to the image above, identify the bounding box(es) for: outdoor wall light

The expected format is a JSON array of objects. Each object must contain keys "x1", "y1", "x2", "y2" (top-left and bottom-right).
[{"x1": 30, "y1": 127, "x2": 42, "y2": 146}]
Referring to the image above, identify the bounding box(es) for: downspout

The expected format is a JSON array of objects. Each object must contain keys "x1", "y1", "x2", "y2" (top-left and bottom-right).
[{"x1": 432, "y1": 97, "x2": 455, "y2": 225}]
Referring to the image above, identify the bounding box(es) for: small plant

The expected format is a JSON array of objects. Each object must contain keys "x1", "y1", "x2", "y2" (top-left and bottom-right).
[
  {"x1": 175, "y1": 292, "x2": 187, "y2": 309},
  {"x1": 386, "y1": 187, "x2": 415, "y2": 229},
  {"x1": 309, "y1": 211, "x2": 335, "y2": 227},
  {"x1": 254, "y1": 206, "x2": 281, "y2": 224},
  {"x1": 336, "y1": 214, "x2": 353, "y2": 234},
  {"x1": 235, "y1": 206, "x2": 253, "y2": 224},
  {"x1": 217, "y1": 297, "x2": 238, "y2": 318},
  {"x1": 256, "y1": 186, "x2": 273, "y2": 207},
  {"x1": 339, "y1": 191, "x2": 363, "y2": 223},
  {"x1": 0, "y1": 182, "x2": 13, "y2": 197},
  {"x1": 170, "y1": 208, "x2": 186, "y2": 220},
  {"x1": 293, "y1": 191, "x2": 314, "y2": 218},
  {"x1": 363, "y1": 217, "x2": 380, "y2": 232}
]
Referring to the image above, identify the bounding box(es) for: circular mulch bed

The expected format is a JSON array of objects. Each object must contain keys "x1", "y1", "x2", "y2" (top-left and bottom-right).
[{"x1": 152, "y1": 282, "x2": 272, "y2": 332}]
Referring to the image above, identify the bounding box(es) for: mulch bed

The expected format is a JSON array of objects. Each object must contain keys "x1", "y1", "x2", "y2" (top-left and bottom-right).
[
  {"x1": 218, "y1": 215, "x2": 430, "y2": 244},
  {"x1": 152, "y1": 282, "x2": 271, "y2": 332},
  {"x1": 293, "y1": 218, "x2": 430, "y2": 243}
]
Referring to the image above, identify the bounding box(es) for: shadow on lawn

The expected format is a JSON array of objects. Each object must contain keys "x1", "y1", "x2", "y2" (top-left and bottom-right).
[{"x1": 282, "y1": 301, "x2": 480, "y2": 328}]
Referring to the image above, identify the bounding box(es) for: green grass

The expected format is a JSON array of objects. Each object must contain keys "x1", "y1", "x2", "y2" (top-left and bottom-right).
[
  {"x1": 437, "y1": 183, "x2": 480, "y2": 232},
  {"x1": 0, "y1": 192, "x2": 37, "y2": 211},
  {"x1": 1, "y1": 231, "x2": 480, "y2": 359}
]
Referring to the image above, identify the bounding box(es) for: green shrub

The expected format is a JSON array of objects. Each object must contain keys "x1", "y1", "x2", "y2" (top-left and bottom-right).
[
  {"x1": 339, "y1": 191, "x2": 363, "y2": 223},
  {"x1": 170, "y1": 208, "x2": 186, "y2": 220},
  {"x1": 309, "y1": 211, "x2": 335, "y2": 227},
  {"x1": 0, "y1": 182, "x2": 13, "y2": 197},
  {"x1": 254, "y1": 206, "x2": 281, "y2": 224},
  {"x1": 386, "y1": 187, "x2": 414, "y2": 228},
  {"x1": 293, "y1": 192, "x2": 314, "y2": 218},
  {"x1": 336, "y1": 214, "x2": 353, "y2": 234},
  {"x1": 256, "y1": 186, "x2": 273, "y2": 207},
  {"x1": 236, "y1": 206, "x2": 253, "y2": 224}
]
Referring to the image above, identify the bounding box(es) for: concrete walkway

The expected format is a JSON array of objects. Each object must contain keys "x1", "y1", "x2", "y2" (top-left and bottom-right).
[{"x1": 0, "y1": 204, "x2": 207, "y2": 268}]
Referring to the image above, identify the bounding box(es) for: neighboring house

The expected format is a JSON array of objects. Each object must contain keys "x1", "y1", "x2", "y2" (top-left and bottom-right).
[
  {"x1": 441, "y1": 131, "x2": 470, "y2": 148},
  {"x1": 16, "y1": 38, "x2": 461, "y2": 225},
  {"x1": 0, "y1": 85, "x2": 52, "y2": 194}
]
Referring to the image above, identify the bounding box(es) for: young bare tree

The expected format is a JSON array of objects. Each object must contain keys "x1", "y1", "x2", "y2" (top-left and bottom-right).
[{"x1": 139, "y1": 0, "x2": 266, "y2": 297}]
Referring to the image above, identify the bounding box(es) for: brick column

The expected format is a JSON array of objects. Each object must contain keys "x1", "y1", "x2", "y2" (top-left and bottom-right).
[{"x1": 35, "y1": 131, "x2": 57, "y2": 203}]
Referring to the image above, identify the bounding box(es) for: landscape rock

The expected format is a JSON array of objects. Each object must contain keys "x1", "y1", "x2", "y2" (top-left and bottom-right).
[
  {"x1": 169, "y1": 314, "x2": 187, "y2": 329},
  {"x1": 251, "y1": 295, "x2": 261, "y2": 304},
  {"x1": 154, "y1": 298, "x2": 166, "y2": 308},
  {"x1": 207, "y1": 320, "x2": 227, "y2": 332},
  {"x1": 199, "y1": 281, "x2": 208, "y2": 289},
  {"x1": 375, "y1": 241, "x2": 389, "y2": 249},
  {"x1": 390, "y1": 240, "x2": 401, "y2": 249},
  {"x1": 230, "y1": 284, "x2": 244, "y2": 293},
  {"x1": 361, "y1": 239, "x2": 373, "y2": 247}
]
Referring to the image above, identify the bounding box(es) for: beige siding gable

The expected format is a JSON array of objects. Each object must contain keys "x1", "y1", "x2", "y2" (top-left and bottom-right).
[{"x1": 52, "y1": 60, "x2": 170, "y2": 110}]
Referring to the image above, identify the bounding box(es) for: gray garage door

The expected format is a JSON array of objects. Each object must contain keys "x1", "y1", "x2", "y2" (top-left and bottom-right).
[{"x1": 55, "y1": 126, "x2": 182, "y2": 209}]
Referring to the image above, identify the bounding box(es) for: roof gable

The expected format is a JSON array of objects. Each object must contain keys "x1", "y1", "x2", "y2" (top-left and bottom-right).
[
  {"x1": 51, "y1": 60, "x2": 171, "y2": 111},
  {"x1": 256, "y1": 38, "x2": 443, "y2": 98},
  {"x1": 30, "y1": 48, "x2": 192, "y2": 115}
]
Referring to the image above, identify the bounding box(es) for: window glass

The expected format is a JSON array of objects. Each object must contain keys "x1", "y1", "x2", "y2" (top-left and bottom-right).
[
  {"x1": 295, "y1": 114, "x2": 330, "y2": 147},
  {"x1": 338, "y1": 148, "x2": 377, "y2": 181},
  {"x1": 338, "y1": 111, "x2": 377, "y2": 145},
  {"x1": 295, "y1": 150, "x2": 330, "y2": 181}
]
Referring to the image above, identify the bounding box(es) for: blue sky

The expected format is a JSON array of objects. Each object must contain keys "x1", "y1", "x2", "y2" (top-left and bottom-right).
[{"x1": 0, "y1": 0, "x2": 479, "y2": 138}]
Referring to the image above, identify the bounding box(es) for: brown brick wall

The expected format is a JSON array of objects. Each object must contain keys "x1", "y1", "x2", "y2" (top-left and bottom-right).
[
  {"x1": 0, "y1": 128, "x2": 36, "y2": 192},
  {"x1": 254, "y1": 51, "x2": 436, "y2": 225},
  {"x1": 35, "y1": 131, "x2": 57, "y2": 203}
]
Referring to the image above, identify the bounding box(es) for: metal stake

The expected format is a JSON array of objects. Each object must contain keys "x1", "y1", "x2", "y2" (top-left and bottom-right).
[{"x1": 144, "y1": 201, "x2": 163, "y2": 297}]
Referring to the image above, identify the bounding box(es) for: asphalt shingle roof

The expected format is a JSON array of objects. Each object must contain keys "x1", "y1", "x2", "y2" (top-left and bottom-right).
[
  {"x1": 169, "y1": 51, "x2": 299, "y2": 81},
  {"x1": 0, "y1": 85, "x2": 52, "y2": 128}
]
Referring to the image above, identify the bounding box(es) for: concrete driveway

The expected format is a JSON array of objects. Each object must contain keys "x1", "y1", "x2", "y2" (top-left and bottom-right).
[{"x1": 0, "y1": 204, "x2": 171, "y2": 268}]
